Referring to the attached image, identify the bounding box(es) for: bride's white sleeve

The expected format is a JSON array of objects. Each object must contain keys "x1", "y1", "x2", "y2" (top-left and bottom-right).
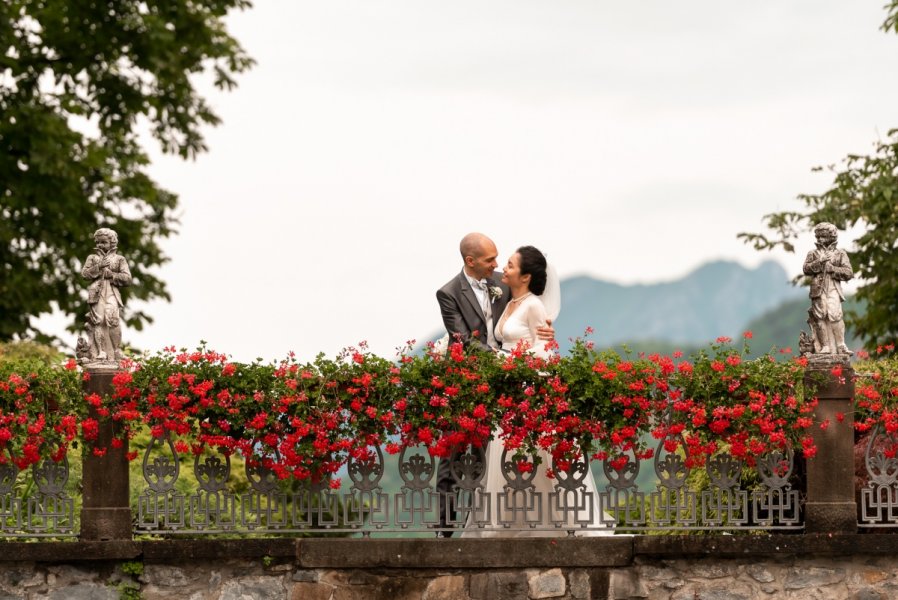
[{"x1": 526, "y1": 299, "x2": 551, "y2": 356}]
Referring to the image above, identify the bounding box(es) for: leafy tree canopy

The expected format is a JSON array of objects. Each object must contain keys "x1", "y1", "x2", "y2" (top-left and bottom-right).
[{"x1": 0, "y1": 0, "x2": 253, "y2": 343}]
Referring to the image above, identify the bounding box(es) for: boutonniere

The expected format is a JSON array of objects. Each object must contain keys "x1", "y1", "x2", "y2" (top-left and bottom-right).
[{"x1": 488, "y1": 285, "x2": 503, "y2": 303}]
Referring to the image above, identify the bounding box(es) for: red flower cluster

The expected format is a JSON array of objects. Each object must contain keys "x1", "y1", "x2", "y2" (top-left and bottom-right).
[
  {"x1": 854, "y1": 346, "x2": 898, "y2": 440},
  {"x1": 0, "y1": 363, "x2": 80, "y2": 469}
]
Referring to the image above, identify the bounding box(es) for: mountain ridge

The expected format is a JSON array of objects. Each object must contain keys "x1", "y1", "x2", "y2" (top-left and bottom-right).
[{"x1": 554, "y1": 259, "x2": 802, "y2": 352}]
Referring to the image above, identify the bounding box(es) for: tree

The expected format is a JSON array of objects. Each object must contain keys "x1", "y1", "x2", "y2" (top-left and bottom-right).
[{"x1": 0, "y1": 0, "x2": 253, "y2": 343}]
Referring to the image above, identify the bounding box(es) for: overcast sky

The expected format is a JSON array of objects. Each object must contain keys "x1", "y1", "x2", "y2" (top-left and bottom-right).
[{"x1": 51, "y1": 1, "x2": 898, "y2": 362}]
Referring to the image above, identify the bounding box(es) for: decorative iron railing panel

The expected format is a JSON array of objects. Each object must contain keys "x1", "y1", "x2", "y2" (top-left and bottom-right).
[
  {"x1": 859, "y1": 424, "x2": 898, "y2": 527},
  {"x1": 0, "y1": 458, "x2": 76, "y2": 537},
  {"x1": 135, "y1": 434, "x2": 804, "y2": 535}
]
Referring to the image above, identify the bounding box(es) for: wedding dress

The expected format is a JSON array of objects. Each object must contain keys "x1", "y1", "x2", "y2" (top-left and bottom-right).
[{"x1": 461, "y1": 289, "x2": 614, "y2": 537}]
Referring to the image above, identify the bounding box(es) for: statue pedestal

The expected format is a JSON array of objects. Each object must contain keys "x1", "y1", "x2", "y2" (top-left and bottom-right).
[
  {"x1": 806, "y1": 353, "x2": 852, "y2": 368},
  {"x1": 804, "y1": 358, "x2": 856, "y2": 534},
  {"x1": 80, "y1": 368, "x2": 132, "y2": 541}
]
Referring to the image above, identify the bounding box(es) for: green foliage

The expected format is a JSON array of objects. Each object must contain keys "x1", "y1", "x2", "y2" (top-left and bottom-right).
[
  {"x1": 114, "y1": 581, "x2": 141, "y2": 600},
  {"x1": 0, "y1": 0, "x2": 254, "y2": 343},
  {"x1": 0, "y1": 340, "x2": 65, "y2": 365},
  {"x1": 884, "y1": 1, "x2": 898, "y2": 35},
  {"x1": 119, "y1": 561, "x2": 144, "y2": 577}
]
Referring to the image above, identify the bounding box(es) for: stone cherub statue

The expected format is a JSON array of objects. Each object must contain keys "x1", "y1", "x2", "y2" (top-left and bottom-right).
[
  {"x1": 801, "y1": 222, "x2": 853, "y2": 356},
  {"x1": 77, "y1": 228, "x2": 132, "y2": 364}
]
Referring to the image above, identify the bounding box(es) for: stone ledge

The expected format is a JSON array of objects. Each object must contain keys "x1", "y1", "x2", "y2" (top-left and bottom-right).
[
  {"x1": 141, "y1": 538, "x2": 297, "y2": 560},
  {"x1": 0, "y1": 540, "x2": 142, "y2": 561},
  {"x1": 634, "y1": 533, "x2": 898, "y2": 557},
  {"x1": 296, "y1": 537, "x2": 634, "y2": 568},
  {"x1": 5, "y1": 534, "x2": 898, "y2": 566},
  {"x1": 0, "y1": 539, "x2": 295, "y2": 563}
]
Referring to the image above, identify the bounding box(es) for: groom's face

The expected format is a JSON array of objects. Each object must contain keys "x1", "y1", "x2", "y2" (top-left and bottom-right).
[{"x1": 468, "y1": 240, "x2": 498, "y2": 280}]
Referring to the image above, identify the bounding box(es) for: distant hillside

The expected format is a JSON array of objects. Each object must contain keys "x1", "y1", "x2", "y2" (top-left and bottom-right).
[
  {"x1": 554, "y1": 260, "x2": 801, "y2": 353},
  {"x1": 614, "y1": 296, "x2": 866, "y2": 359}
]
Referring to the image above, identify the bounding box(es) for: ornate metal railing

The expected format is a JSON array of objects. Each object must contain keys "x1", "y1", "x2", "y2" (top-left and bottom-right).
[
  {"x1": 135, "y1": 433, "x2": 803, "y2": 535},
  {"x1": 859, "y1": 424, "x2": 898, "y2": 527},
  {"x1": 0, "y1": 458, "x2": 76, "y2": 537},
  {"x1": 603, "y1": 438, "x2": 800, "y2": 531}
]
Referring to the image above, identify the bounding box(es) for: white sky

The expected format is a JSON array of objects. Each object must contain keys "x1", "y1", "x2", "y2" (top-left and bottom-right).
[{"x1": 47, "y1": 0, "x2": 898, "y2": 361}]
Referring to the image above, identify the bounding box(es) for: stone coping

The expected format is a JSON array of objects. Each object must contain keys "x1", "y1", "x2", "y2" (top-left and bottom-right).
[
  {"x1": 633, "y1": 533, "x2": 898, "y2": 557},
  {"x1": 2, "y1": 534, "x2": 898, "y2": 566},
  {"x1": 296, "y1": 537, "x2": 634, "y2": 568}
]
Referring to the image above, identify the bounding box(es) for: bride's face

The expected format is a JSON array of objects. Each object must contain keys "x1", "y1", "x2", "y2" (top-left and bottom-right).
[{"x1": 501, "y1": 253, "x2": 530, "y2": 290}]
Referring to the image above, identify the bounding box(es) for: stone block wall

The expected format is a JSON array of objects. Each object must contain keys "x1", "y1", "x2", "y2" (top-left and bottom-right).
[
  {"x1": 0, "y1": 561, "x2": 608, "y2": 600},
  {"x1": 614, "y1": 557, "x2": 898, "y2": 600},
  {"x1": 4, "y1": 535, "x2": 898, "y2": 599}
]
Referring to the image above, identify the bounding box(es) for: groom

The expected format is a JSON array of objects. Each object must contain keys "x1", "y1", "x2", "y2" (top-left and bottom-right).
[
  {"x1": 437, "y1": 232, "x2": 506, "y2": 351},
  {"x1": 433, "y1": 232, "x2": 554, "y2": 535}
]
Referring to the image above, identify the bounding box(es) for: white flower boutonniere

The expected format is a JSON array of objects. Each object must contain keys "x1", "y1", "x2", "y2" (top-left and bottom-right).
[{"x1": 488, "y1": 285, "x2": 503, "y2": 303}]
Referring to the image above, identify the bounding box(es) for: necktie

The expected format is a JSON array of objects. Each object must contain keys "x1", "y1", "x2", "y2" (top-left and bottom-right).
[{"x1": 472, "y1": 280, "x2": 496, "y2": 348}]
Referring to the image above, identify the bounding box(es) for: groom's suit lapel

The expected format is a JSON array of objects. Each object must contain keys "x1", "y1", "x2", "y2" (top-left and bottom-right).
[{"x1": 457, "y1": 272, "x2": 487, "y2": 326}]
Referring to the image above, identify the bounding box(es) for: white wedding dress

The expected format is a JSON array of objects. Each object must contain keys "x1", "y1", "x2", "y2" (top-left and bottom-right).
[{"x1": 461, "y1": 292, "x2": 614, "y2": 537}]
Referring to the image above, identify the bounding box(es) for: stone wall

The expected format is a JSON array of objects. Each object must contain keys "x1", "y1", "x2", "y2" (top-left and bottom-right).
[
  {"x1": 614, "y1": 557, "x2": 898, "y2": 600},
  {"x1": 3, "y1": 535, "x2": 898, "y2": 599},
  {"x1": 0, "y1": 560, "x2": 606, "y2": 600}
]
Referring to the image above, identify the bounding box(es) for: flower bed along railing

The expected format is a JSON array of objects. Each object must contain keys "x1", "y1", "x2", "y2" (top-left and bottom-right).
[
  {"x1": 110, "y1": 333, "x2": 820, "y2": 534},
  {"x1": 3, "y1": 335, "x2": 897, "y2": 536}
]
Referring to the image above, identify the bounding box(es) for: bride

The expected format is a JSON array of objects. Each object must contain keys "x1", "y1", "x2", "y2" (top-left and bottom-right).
[
  {"x1": 495, "y1": 245, "x2": 557, "y2": 359},
  {"x1": 462, "y1": 246, "x2": 613, "y2": 537}
]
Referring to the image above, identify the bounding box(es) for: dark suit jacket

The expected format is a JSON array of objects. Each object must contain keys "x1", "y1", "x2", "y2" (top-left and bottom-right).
[{"x1": 436, "y1": 270, "x2": 510, "y2": 351}]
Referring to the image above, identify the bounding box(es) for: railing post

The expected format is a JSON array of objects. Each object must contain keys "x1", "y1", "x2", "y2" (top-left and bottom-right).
[
  {"x1": 804, "y1": 360, "x2": 856, "y2": 534},
  {"x1": 80, "y1": 367, "x2": 132, "y2": 540}
]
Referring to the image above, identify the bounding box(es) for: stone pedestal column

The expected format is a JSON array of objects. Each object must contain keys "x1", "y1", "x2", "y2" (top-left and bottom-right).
[
  {"x1": 80, "y1": 367, "x2": 132, "y2": 540},
  {"x1": 804, "y1": 361, "x2": 856, "y2": 534}
]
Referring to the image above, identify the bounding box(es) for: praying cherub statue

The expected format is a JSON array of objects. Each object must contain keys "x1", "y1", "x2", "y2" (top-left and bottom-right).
[
  {"x1": 802, "y1": 222, "x2": 853, "y2": 355},
  {"x1": 78, "y1": 228, "x2": 132, "y2": 363}
]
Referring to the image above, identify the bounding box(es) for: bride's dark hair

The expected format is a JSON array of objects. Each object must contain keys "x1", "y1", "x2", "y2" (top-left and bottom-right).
[{"x1": 516, "y1": 246, "x2": 547, "y2": 296}]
